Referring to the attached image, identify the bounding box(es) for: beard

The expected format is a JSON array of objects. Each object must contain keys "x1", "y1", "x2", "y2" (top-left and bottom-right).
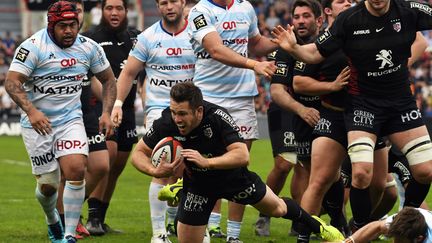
[
  {"x1": 100, "y1": 15, "x2": 128, "y2": 33},
  {"x1": 162, "y1": 14, "x2": 182, "y2": 28}
]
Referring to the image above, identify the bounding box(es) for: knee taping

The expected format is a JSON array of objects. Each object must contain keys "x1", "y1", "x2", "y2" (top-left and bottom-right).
[
  {"x1": 348, "y1": 137, "x2": 375, "y2": 163},
  {"x1": 401, "y1": 135, "x2": 432, "y2": 166},
  {"x1": 36, "y1": 168, "x2": 60, "y2": 190},
  {"x1": 279, "y1": 152, "x2": 297, "y2": 165}
]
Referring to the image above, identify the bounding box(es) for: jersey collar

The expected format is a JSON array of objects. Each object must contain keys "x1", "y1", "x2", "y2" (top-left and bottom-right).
[
  {"x1": 159, "y1": 20, "x2": 188, "y2": 36},
  {"x1": 208, "y1": 0, "x2": 234, "y2": 10}
]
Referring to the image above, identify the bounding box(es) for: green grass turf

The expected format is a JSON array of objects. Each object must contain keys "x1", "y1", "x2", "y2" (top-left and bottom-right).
[{"x1": 0, "y1": 137, "x2": 409, "y2": 242}]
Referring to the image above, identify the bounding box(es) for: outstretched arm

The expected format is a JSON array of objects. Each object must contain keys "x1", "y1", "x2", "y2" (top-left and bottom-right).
[
  {"x1": 271, "y1": 25, "x2": 324, "y2": 64},
  {"x1": 408, "y1": 31, "x2": 428, "y2": 68},
  {"x1": 293, "y1": 66, "x2": 350, "y2": 96}
]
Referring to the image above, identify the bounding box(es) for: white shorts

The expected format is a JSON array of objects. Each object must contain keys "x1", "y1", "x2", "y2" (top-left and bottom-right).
[
  {"x1": 145, "y1": 108, "x2": 164, "y2": 133},
  {"x1": 205, "y1": 96, "x2": 259, "y2": 140},
  {"x1": 22, "y1": 119, "x2": 89, "y2": 175}
]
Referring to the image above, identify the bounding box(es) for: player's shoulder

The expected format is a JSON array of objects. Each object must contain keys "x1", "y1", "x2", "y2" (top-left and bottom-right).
[
  {"x1": 127, "y1": 26, "x2": 142, "y2": 38},
  {"x1": 398, "y1": 0, "x2": 432, "y2": 14},
  {"x1": 141, "y1": 21, "x2": 162, "y2": 37},
  {"x1": 75, "y1": 33, "x2": 102, "y2": 50},
  {"x1": 19, "y1": 29, "x2": 48, "y2": 50}
]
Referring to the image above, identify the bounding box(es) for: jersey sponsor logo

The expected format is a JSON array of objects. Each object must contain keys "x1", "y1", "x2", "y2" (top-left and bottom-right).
[
  {"x1": 353, "y1": 29, "x2": 370, "y2": 35},
  {"x1": 174, "y1": 136, "x2": 186, "y2": 141},
  {"x1": 99, "y1": 41, "x2": 113, "y2": 46},
  {"x1": 56, "y1": 139, "x2": 87, "y2": 150},
  {"x1": 60, "y1": 58, "x2": 77, "y2": 68},
  {"x1": 317, "y1": 30, "x2": 331, "y2": 44},
  {"x1": 275, "y1": 62, "x2": 288, "y2": 77},
  {"x1": 81, "y1": 80, "x2": 91, "y2": 86},
  {"x1": 367, "y1": 64, "x2": 401, "y2": 77},
  {"x1": 150, "y1": 64, "x2": 195, "y2": 71},
  {"x1": 33, "y1": 84, "x2": 82, "y2": 94},
  {"x1": 294, "y1": 61, "x2": 306, "y2": 71},
  {"x1": 193, "y1": 14, "x2": 208, "y2": 30},
  {"x1": 410, "y1": 2, "x2": 432, "y2": 16},
  {"x1": 376, "y1": 49, "x2": 394, "y2": 69},
  {"x1": 31, "y1": 152, "x2": 55, "y2": 167},
  {"x1": 32, "y1": 74, "x2": 85, "y2": 81},
  {"x1": 214, "y1": 109, "x2": 238, "y2": 130},
  {"x1": 222, "y1": 21, "x2": 236, "y2": 30},
  {"x1": 166, "y1": 47, "x2": 182, "y2": 56},
  {"x1": 149, "y1": 78, "x2": 193, "y2": 87},
  {"x1": 15, "y1": 47, "x2": 30, "y2": 62},
  {"x1": 196, "y1": 51, "x2": 211, "y2": 59},
  {"x1": 401, "y1": 109, "x2": 422, "y2": 123},
  {"x1": 222, "y1": 38, "x2": 248, "y2": 45},
  {"x1": 353, "y1": 109, "x2": 374, "y2": 128}
]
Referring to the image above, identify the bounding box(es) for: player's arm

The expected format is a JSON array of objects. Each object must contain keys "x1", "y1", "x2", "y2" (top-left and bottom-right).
[
  {"x1": 181, "y1": 141, "x2": 249, "y2": 169},
  {"x1": 94, "y1": 67, "x2": 117, "y2": 136},
  {"x1": 248, "y1": 33, "x2": 279, "y2": 57},
  {"x1": 131, "y1": 139, "x2": 182, "y2": 178},
  {"x1": 343, "y1": 220, "x2": 388, "y2": 243},
  {"x1": 111, "y1": 56, "x2": 145, "y2": 125},
  {"x1": 271, "y1": 83, "x2": 319, "y2": 127},
  {"x1": 271, "y1": 25, "x2": 324, "y2": 64},
  {"x1": 293, "y1": 66, "x2": 350, "y2": 95},
  {"x1": 90, "y1": 76, "x2": 103, "y2": 101},
  {"x1": 202, "y1": 31, "x2": 276, "y2": 78},
  {"x1": 5, "y1": 71, "x2": 51, "y2": 135},
  {"x1": 408, "y1": 31, "x2": 428, "y2": 68}
]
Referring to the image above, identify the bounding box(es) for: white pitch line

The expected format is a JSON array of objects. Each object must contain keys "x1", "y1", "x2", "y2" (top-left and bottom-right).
[{"x1": 1, "y1": 159, "x2": 29, "y2": 166}]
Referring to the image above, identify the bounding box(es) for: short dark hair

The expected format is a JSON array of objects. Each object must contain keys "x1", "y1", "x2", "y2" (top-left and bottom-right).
[
  {"x1": 65, "y1": 0, "x2": 84, "y2": 6},
  {"x1": 170, "y1": 82, "x2": 203, "y2": 110},
  {"x1": 102, "y1": 0, "x2": 128, "y2": 9},
  {"x1": 321, "y1": 0, "x2": 332, "y2": 9},
  {"x1": 388, "y1": 207, "x2": 428, "y2": 241},
  {"x1": 292, "y1": 0, "x2": 322, "y2": 18}
]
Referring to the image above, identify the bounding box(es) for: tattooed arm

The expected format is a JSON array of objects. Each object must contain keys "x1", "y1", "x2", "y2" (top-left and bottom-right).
[
  {"x1": 94, "y1": 67, "x2": 117, "y2": 137},
  {"x1": 5, "y1": 71, "x2": 52, "y2": 135}
]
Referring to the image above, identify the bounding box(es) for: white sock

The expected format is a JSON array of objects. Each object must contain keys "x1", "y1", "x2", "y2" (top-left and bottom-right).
[
  {"x1": 63, "y1": 181, "x2": 85, "y2": 237},
  {"x1": 226, "y1": 220, "x2": 242, "y2": 240},
  {"x1": 35, "y1": 187, "x2": 59, "y2": 225},
  {"x1": 149, "y1": 182, "x2": 167, "y2": 236},
  {"x1": 166, "y1": 206, "x2": 177, "y2": 225},
  {"x1": 208, "y1": 212, "x2": 221, "y2": 229}
]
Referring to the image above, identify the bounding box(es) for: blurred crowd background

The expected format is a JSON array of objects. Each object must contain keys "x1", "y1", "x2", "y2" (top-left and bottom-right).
[{"x1": 1, "y1": 0, "x2": 432, "y2": 120}]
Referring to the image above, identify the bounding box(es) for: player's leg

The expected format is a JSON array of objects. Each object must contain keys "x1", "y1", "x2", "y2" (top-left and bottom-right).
[
  {"x1": 369, "y1": 144, "x2": 388, "y2": 211},
  {"x1": 370, "y1": 174, "x2": 398, "y2": 221}
]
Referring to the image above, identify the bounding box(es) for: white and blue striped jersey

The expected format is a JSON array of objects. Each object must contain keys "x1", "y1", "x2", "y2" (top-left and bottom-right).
[
  {"x1": 130, "y1": 21, "x2": 196, "y2": 114},
  {"x1": 9, "y1": 28, "x2": 110, "y2": 128},
  {"x1": 188, "y1": 0, "x2": 259, "y2": 98},
  {"x1": 386, "y1": 208, "x2": 432, "y2": 242}
]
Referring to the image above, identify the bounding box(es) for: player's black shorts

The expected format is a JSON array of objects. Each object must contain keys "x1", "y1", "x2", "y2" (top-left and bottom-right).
[
  {"x1": 388, "y1": 146, "x2": 411, "y2": 185},
  {"x1": 344, "y1": 95, "x2": 424, "y2": 136},
  {"x1": 312, "y1": 106, "x2": 347, "y2": 147},
  {"x1": 107, "y1": 108, "x2": 138, "y2": 151},
  {"x1": 267, "y1": 103, "x2": 296, "y2": 158},
  {"x1": 293, "y1": 114, "x2": 313, "y2": 162},
  {"x1": 177, "y1": 169, "x2": 267, "y2": 226},
  {"x1": 83, "y1": 111, "x2": 107, "y2": 152}
]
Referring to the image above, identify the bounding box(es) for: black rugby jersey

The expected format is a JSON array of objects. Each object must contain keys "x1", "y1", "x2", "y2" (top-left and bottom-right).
[
  {"x1": 143, "y1": 101, "x2": 246, "y2": 183},
  {"x1": 316, "y1": 0, "x2": 432, "y2": 98},
  {"x1": 82, "y1": 26, "x2": 141, "y2": 110}
]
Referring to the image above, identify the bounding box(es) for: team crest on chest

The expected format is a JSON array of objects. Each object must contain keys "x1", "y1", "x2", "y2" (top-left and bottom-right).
[
  {"x1": 204, "y1": 126, "x2": 213, "y2": 138},
  {"x1": 391, "y1": 19, "x2": 401, "y2": 32}
]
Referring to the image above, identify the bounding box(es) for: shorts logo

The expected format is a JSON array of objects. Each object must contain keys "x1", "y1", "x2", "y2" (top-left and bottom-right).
[
  {"x1": 193, "y1": 14, "x2": 208, "y2": 30},
  {"x1": 239, "y1": 125, "x2": 252, "y2": 135},
  {"x1": 314, "y1": 118, "x2": 331, "y2": 133},
  {"x1": 401, "y1": 109, "x2": 421, "y2": 123},
  {"x1": 275, "y1": 62, "x2": 288, "y2": 77},
  {"x1": 15, "y1": 47, "x2": 29, "y2": 62},
  {"x1": 56, "y1": 140, "x2": 87, "y2": 150},
  {"x1": 294, "y1": 61, "x2": 306, "y2": 71},
  {"x1": 296, "y1": 141, "x2": 310, "y2": 156},
  {"x1": 376, "y1": 49, "x2": 394, "y2": 69},
  {"x1": 31, "y1": 152, "x2": 55, "y2": 167},
  {"x1": 283, "y1": 132, "x2": 296, "y2": 146},
  {"x1": 88, "y1": 134, "x2": 105, "y2": 145},
  {"x1": 184, "y1": 192, "x2": 208, "y2": 212},
  {"x1": 126, "y1": 129, "x2": 137, "y2": 138},
  {"x1": 232, "y1": 183, "x2": 256, "y2": 203},
  {"x1": 353, "y1": 110, "x2": 374, "y2": 128}
]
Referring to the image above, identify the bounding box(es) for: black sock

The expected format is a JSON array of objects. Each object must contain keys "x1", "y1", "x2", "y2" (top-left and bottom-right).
[
  {"x1": 404, "y1": 178, "x2": 431, "y2": 207},
  {"x1": 59, "y1": 213, "x2": 65, "y2": 228},
  {"x1": 296, "y1": 222, "x2": 311, "y2": 243},
  {"x1": 88, "y1": 197, "x2": 103, "y2": 220},
  {"x1": 322, "y1": 178, "x2": 344, "y2": 228},
  {"x1": 100, "y1": 202, "x2": 109, "y2": 224},
  {"x1": 282, "y1": 197, "x2": 320, "y2": 233},
  {"x1": 259, "y1": 212, "x2": 269, "y2": 218},
  {"x1": 349, "y1": 186, "x2": 371, "y2": 228}
]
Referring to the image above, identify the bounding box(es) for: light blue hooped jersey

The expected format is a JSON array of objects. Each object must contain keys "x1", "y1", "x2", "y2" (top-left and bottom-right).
[
  {"x1": 386, "y1": 208, "x2": 432, "y2": 242},
  {"x1": 188, "y1": 0, "x2": 259, "y2": 98},
  {"x1": 130, "y1": 21, "x2": 196, "y2": 114},
  {"x1": 9, "y1": 28, "x2": 110, "y2": 128}
]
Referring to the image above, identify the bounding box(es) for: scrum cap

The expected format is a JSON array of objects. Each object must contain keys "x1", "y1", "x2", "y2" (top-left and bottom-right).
[{"x1": 47, "y1": 1, "x2": 78, "y2": 37}]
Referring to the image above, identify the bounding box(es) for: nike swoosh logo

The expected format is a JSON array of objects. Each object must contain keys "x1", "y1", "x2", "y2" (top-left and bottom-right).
[
  {"x1": 376, "y1": 27, "x2": 384, "y2": 32},
  {"x1": 117, "y1": 42, "x2": 124, "y2": 45}
]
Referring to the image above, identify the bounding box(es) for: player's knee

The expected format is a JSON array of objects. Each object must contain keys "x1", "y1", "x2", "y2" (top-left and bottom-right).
[
  {"x1": 36, "y1": 169, "x2": 60, "y2": 196},
  {"x1": 274, "y1": 153, "x2": 296, "y2": 173},
  {"x1": 352, "y1": 169, "x2": 373, "y2": 189},
  {"x1": 348, "y1": 137, "x2": 375, "y2": 164},
  {"x1": 268, "y1": 198, "x2": 288, "y2": 217}
]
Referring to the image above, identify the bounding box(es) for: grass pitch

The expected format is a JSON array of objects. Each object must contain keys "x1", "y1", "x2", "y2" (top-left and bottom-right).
[{"x1": 0, "y1": 136, "x2": 406, "y2": 242}]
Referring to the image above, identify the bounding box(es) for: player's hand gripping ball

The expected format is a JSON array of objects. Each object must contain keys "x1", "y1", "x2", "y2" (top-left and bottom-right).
[{"x1": 151, "y1": 137, "x2": 183, "y2": 167}]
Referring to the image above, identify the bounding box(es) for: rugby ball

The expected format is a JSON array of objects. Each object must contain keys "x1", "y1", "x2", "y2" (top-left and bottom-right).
[{"x1": 151, "y1": 137, "x2": 183, "y2": 167}]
